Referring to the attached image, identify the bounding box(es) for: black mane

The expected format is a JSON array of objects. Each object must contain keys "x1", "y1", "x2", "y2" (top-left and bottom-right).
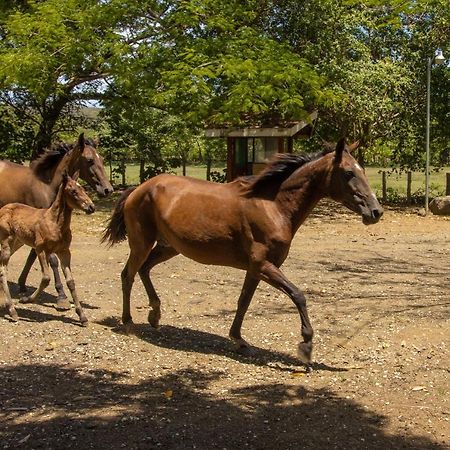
[{"x1": 242, "y1": 149, "x2": 328, "y2": 197}]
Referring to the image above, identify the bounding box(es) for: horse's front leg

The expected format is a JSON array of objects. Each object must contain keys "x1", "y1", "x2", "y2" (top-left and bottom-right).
[
  {"x1": 57, "y1": 250, "x2": 88, "y2": 326},
  {"x1": 0, "y1": 241, "x2": 18, "y2": 321},
  {"x1": 261, "y1": 262, "x2": 314, "y2": 367},
  {"x1": 20, "y1": 250, "x2": 51, "y2": 304},
  {"x1": 229, "y1": 272, "x2": 260, "y2": 354},
  {"x1": 18, "y1": 248, "x2": 37, "y2": 296},
  {"x1": 48, "y1": 253, "x2": 70, "y2": 311}
]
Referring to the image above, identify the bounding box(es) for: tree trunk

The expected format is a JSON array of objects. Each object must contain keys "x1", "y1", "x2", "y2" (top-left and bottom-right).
[
  {"x1": 382, "y1": 171, "x2": 387, "y2": 203},
  {"x1": 406, "y1": 171, "x2": 412, "y2": 205},
  {"x1": 140, "y1": 159, "x2": 145, "y2": 183},
  {"x1": 446, "y1": 173, "x2": 450, "y2": 196},
  {"x1": 121, "y1": 156, "x2": 126, "y2": 186},
  {"x1": 31, "y1": 96, "x2": 69, "y2": 160},
  {"x1": 206, "y1": 158, "x2": 212, "y2": 181}
]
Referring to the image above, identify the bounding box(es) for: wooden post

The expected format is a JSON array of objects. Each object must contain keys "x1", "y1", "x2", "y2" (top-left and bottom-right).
[
  {"x1": 382, "y1": 171, "x2": 387, "y2": 203},
  {"x1": 446, "y1": 173, "x2": 450, "y2": 196},
  {"x1": 406, "y1": 171, "x2": 412, "y2": 205}
]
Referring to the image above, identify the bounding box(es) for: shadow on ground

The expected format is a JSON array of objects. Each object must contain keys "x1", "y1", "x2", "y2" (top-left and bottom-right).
[{"x1": 0, "y1": 364, "x2": 444, "y2": 450}]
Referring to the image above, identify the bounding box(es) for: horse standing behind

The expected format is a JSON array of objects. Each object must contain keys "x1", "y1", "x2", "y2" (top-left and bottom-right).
[
  {"x1": 102, "y1": 139, "x2": 383, "y2": 368},
  {"x1": 0, "y1": 174, "x2": 95, "y2": 325},
  {"x1": 0, "y1": 133, "x2": 112, "y2": 307}
]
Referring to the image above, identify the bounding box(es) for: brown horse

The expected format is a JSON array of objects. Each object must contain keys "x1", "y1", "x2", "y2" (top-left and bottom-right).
[
  {"x1": 0, "y1": 133, "x2": 112, "y2": 306},
  {"x1": 102, "y1": 138, "x2": 383, "y2": 368},
  {"x1": 0, "y1": 174, "x2": 95, "y2": 325}
]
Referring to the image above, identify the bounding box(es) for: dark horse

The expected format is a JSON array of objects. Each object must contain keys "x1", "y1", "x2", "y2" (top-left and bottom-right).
[
  {"x1": 0, "y1": 133, "x2": 113, "y2": 308},
  {"x1": 102, "y1": 139, "x2": 383, "y2": 367}
]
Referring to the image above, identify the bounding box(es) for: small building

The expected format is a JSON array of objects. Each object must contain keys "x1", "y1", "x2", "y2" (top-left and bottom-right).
[{"x1": 205, "y1": 111, "x2": 317, "y2": 181}]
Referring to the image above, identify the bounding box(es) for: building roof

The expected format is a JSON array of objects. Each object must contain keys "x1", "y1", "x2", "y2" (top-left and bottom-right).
[{"x1": 205, "y1": 111, "x2": 317, "y2": 138}]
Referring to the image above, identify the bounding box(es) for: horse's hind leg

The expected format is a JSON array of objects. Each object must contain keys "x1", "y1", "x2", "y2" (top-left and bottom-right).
[
  {"x1": 138, "y1": 243, "x2": 179, "y2": 328},
  {"x1": 48, "y1": 253, "x2": 70, "y2": 311},
  {"x1": 121, "y1": 237, "x2": 155, "y2": 332},
  {"x1": 229, "y1": 272, "x2": 259, "y2": 354}
]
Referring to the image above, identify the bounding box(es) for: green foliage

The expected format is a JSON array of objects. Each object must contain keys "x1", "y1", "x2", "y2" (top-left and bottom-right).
[{"x1": 0, "y1": 0, "x2": 448, "y2": 177}]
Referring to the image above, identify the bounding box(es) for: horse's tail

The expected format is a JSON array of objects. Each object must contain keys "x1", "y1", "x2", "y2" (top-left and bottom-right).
[{"x1": 101, "y1": 186, "x2": 137, "y2": 246}]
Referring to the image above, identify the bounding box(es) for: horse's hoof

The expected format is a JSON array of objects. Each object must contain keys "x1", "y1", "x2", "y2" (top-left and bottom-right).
[
  {"x1": 80, "y1": 320, "x2": 89, "y2": 327},
  {"x1": 297, "y1": 341, "x2": 313, "y2": 364},
  {"x1": 55, "y1": 298, "x2": 71, "y2": 311},
  {"x1": 10, "y1": 312, "x2": 19, "y2": 322},
  {"x1": 148, "y1": 310, "x2": 160, "y2": 328},
  {"x1": 230, "y1": 337, "x2": 253, "y2": 356},
  {"x1": 122, "y1": 321, "x2": 134, "y2": 335}
]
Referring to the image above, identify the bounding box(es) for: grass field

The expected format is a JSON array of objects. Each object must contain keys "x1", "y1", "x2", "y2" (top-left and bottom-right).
[{"x1": 109, "y1": 164, "x2": 450, "y2": 199}]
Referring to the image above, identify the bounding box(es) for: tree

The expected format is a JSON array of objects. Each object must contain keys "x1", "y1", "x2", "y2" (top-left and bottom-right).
[{"x1": 0, "y1": 0, "x2": 329, "y2": 160}]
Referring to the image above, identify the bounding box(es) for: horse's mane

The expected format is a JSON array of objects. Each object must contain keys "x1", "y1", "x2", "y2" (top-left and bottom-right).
[
  {"x1": 241, "y1": 149, "x2": 330, "y2": 198},
  {"x1": 31, "y1": 137, "x2": 97, "y2": 182},
  {"x1": 31, "y1": 143, "x2": 71, "y2": 181}
]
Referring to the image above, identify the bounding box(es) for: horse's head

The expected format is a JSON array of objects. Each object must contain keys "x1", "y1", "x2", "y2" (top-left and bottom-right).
[
  {"x1": 62, "y1": 172, "x2": 95, "y2": 215},
  {"x1": 73, "y1": 134, "x2": 114, "y2": 197},
  {"x1": 326, "y1": 138, "x2": 383, "y2": 225}
]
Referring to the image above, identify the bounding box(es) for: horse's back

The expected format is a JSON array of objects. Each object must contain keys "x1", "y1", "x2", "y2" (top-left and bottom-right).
[
  {"x1": 124, "y1": 174, "x2": 249, "y2": 267},
  {"x1": 0, "y1": 160, "x2": 51, "y2": 208}
]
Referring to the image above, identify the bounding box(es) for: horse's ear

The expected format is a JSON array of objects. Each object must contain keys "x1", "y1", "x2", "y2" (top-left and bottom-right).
[
  {"x1": 93, "y1": 136, "x2": 100, "y2": 147},
  {"x1": 72, "y1": 169, "x2": 80, "y2": 180},
  {"x1": 334, "y1": 137, "x2": 346, "y2": 163},
  {"x1": 347, "y1": 140, "x2": 360, "y2": 153},
  {"x1": 77, "y1": 133, "x2": 85, "y2": 150}
]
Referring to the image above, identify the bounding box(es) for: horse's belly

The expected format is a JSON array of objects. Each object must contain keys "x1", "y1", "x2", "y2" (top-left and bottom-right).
[{"x1": 167, "y1": 234, "x2": 248, "y2": 269}]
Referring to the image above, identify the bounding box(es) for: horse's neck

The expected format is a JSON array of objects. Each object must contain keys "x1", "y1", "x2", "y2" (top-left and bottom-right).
[
  {"x1": 47, "y1": 189, "x2": 73, "y2": 231},
  {"x1": 276, "y1": 160, "x2": 328, "y2": 234},
  {"x1": 48, "y1": 156, "x2": 71, "y2": 193}
]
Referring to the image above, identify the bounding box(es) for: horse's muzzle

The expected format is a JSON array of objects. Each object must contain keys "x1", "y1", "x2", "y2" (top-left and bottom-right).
[
  {"x1": 85, "y1": 204, "x2": 96, "y2": 215},
  {"x1": 362, "y1": 207, "x2": 383, "y2": 225}
]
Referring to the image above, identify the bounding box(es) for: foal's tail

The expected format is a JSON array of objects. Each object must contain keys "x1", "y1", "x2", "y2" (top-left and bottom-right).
[{"x1": 101, "y1": 187, "x2": 137, "y2": 246}]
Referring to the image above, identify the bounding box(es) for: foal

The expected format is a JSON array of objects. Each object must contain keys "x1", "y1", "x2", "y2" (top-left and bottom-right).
[{"x1": 0, "y1": 174, "x2": 95, "y2": 325}]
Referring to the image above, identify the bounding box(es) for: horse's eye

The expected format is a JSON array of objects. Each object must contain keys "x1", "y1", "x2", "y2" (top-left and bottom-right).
[
  {"x1": 344, "y1": 171, "x2": 355, "y2": 181},
  {"x1": 86, "y1": 158, "x2": 94, "y2": 165}
]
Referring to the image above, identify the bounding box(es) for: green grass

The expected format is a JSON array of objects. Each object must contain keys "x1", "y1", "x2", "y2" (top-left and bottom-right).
[
  {"x1": 366, "y1": 167, "x2": 449, "y2": 198},
  {"x1": 109, "y1": 164, "x2": 449, "y2": 198}
]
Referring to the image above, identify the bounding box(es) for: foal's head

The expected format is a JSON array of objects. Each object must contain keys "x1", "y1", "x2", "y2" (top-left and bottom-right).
[
  {"x1": 62, "y1": 174, "x2": 96, "y2": 215},
  {"x1": 326, "y1": 139, "x2": 383, "y2": 225}
]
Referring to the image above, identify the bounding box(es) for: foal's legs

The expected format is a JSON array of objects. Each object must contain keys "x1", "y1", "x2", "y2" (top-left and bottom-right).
[
  {"x1": 229, "y1": 272, "x2": 260, "y2": 353},
  {"x1": 0, "y1": 241, "x2": 18, "y2": 321},
  {"x1": 260, "y1": 262, "x2": 314, "y2": 365},
  {"x1": 57, "y1": 250, "x2": 87, "y2": 325},
  {"x1": 20, "y1": 250, "x2": 51, "y2": 304},
  {"x1": 48, "y1": 253, "x2": 70, "y2": 310},
  {"x1": 138, "y1": 243, "x2": 179, "y2": 328},
  {"x1": 18, "y1": 248, "x2": 36, "y2": 295},
  {"x1": 18, "y1": 250, "x2": 69, "y2": 309}
]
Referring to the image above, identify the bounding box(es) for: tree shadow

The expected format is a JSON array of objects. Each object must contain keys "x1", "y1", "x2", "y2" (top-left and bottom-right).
[{"x1": 0, "y1": 363, "x2": 445, "y2": 449}]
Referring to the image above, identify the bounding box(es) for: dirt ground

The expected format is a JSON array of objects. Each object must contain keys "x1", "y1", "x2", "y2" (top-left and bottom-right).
[{"x1": 0, "y1": 197, "x2": 449, "y2": 450}]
